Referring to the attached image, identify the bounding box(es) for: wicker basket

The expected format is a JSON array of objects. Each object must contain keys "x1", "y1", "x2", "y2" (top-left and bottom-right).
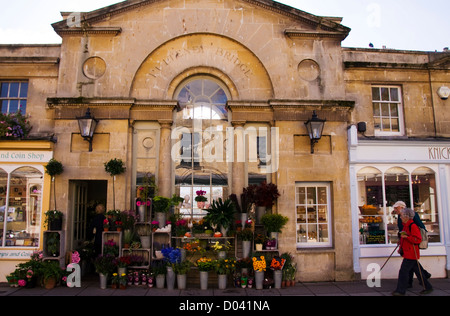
[{"x1": 359, "y1": 206, "x2": 379, "y2": 215}]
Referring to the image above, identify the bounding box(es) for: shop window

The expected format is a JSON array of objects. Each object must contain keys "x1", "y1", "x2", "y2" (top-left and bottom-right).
[
  {"x1": 0, "y1": 82, "x2": 28, "y2": 114},
  {"x1": 372, "y1": 86, "x2": 404, "y2": 136},
  {"x1": 357, "y1": 166, "x2": 440, "y2": 245},
  {"x1": 296, "y1": 182, "x2": 332, "y2": 248},
  {"x1": 174, "y1": 77, "x2": 230, "y2": 220},
  {"x1": 412, "y1": 167, "x2": 440, "y2": 243},
  {"x1": 0, "y1": 166, "x2": 43, "y2": 247}
]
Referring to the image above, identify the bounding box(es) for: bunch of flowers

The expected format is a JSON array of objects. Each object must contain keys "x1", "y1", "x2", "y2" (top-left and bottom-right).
[
  {"x1": 212, "y1": 241, "x2": 232, "y2": 252},
  {"x1": 196, "y1": 257, "x2": 214, "y2": 271},
  {"x1": 114, "y1": 220, "x2": 123, "y2": 230},
  {"x1": 71, "y1": 251, "x2": 81, "y2": 264},
  {"x1": 175, "y1": 219, "x2": 189, "y2": 236},
  {"x1": 252, "y1": 255, "x2": 266, "y2": 272},
  {"x1": 0, "y1": 112, "x2": 32, "y2": 139},
  {"x1": 115, "y1": 256, "x2": 132, "y2": 268},
  {"x1": 103, "y1": 239, "x2": 119, "y2": 257},
  {"x1": 195, "y1": 190, "x2": 207, "y2": 202},
  {"x1": 103, "y1": 218, "x2": 110, "y2": 229},
  {"x1": 151, "y1": 220, "x2": 159, "y2": 230},
  {"x1": 270, "y1": 256, "x2": 286, "y2": 271},
  {"x1": 136, "y1": 199, "x2": 151, "y2": 207},
  {"x1": 214, "y1": 258, "x2": 236, "y2": 275},
  {"x1": 161, "y1": 247, "x2": 182, "y2": 267}
]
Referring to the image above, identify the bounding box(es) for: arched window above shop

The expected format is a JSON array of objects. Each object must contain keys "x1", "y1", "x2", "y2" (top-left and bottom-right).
[
  {"x1": 175, "y1": 77, "x2": 229, "y2": 121},
  {"x1": 173, "y1": 77, "x2": 231, "y2": 220}
]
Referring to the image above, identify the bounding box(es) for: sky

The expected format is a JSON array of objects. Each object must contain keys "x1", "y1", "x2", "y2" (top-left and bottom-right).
[{"x1": 0, "y1": 0, "x2": 449, "y2": 52}]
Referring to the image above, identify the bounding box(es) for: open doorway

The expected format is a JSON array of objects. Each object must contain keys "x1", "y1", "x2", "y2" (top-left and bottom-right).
[{"x1": 69, "y1": 180, "x2": 107, "y2": 252}]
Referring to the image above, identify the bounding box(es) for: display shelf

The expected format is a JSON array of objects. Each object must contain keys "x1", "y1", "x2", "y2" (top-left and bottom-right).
[
  {"x1": 101, "y1": 231, "x2": 122, "y2": 257},
  {"x1": 42, "y1": 230, "x2": 65, "y2": 267},
  {"x1": 121, "y1": 248, "x2": 151, "y2": 269},
  {"x1": 152, "y1": 231, "x2": 171, "y2": 260}
]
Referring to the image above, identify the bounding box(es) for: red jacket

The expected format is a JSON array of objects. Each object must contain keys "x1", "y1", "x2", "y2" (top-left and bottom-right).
[{"x1": 399, "y1": 219, "x2": 422, "y2": 260}]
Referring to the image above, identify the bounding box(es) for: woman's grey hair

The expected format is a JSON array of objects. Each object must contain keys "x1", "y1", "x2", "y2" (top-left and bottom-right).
[{"x1": 401, "y1": 208, "x2": 415, "y2": 219}]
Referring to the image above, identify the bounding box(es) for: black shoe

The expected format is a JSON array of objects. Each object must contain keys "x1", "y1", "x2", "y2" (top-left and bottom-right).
[{"x1": 420, "y1": 288, "x2": 433, "y2": 295}]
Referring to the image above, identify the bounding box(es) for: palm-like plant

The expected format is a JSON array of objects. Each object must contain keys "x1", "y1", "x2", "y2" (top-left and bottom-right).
[{"x1": 204, "y1": 198, "x2": 236, "y2": 230}]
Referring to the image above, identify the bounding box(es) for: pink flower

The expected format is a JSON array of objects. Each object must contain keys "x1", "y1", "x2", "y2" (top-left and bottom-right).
[
  {"x1": 136, "y1": 201, "x2": 142, "y2": 206},
  {"x1": 18, "y1": 279, "x2": 26, "y2": 287}
]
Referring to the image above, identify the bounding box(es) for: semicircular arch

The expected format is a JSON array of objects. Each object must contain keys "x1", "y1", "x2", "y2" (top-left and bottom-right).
[{"x1": 130, "y1": 33, "x2": 273, "y2": 100}]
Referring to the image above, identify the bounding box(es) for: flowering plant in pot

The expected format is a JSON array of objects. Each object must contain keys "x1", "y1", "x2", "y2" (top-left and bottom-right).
[
  {"x1": 44, "y1": 210, "x2": 63, "y2": 230},
  {"x1": 214, "y1": 257, "x2": 236, "y2": 275},
  {"x1": 196, "y1": 257, "x2": 214, "y2": 271}
]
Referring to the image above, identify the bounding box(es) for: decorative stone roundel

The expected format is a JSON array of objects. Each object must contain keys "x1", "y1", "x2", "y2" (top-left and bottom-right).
[
  {"x1": 142, "y1": 137, "x2": 154, "y2": 150},
  {"x1": 298, "y1": 59, "x2": 320, "y2": 81},
  {"x1": 82, "y1": 56, "x2": 107, "y2": 80}
]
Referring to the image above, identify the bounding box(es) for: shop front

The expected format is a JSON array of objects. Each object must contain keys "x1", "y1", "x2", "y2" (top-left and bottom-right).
[
  {"x1": 349, "y1": 126, "x2": 450, "y2": 279},
  {"x1": 0, "y1": 141, "x2": 53, "y2": 280}
]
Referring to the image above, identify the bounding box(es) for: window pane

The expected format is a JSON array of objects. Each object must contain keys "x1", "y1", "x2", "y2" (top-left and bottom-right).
[
  {"x1": 372, "y1": 87, "x2": 380, "y2": 101},
  {"x1": 9, "y1": 83, "x2": 19, "y2": 98},
  {"x1": 382, "y1": 118, "x2": 391, "y2": 131},
  {"x1": 9, "y1": 100, "x2": 19, "y2": 113},
  {"x1": 381, "y1": 87, "x2": 390, "y2": 101},
  {"x1": 390, "y1": 104, "x2": 398, "y2": 116},
  {"x1": 372, "y1": 103, "x2": 380, "y2": 116},
  {"x1": 390, "y1": 88, "x2": 399, "y2": 101},
  {"x1": 381, "y1": 103, "x2": 390, "y2": 116},
  {"x1": 19, "y1": 100, "x2": 27, "y2": 113},
  {"x1": 412, "y1": 168, "x2": 440, "y2": 243},
  {"x1": 19, "y1": 83, "x2": 28, "y2": 98},
  {"x1": 391, "y1": 118, "x2": 399, "y2": 131},
  {"x1": 1, "y1": 100, "x2": 8, "y2": 113},
  {"x1": 1, "y1": 83, "x2": 9, "y2": 98}
]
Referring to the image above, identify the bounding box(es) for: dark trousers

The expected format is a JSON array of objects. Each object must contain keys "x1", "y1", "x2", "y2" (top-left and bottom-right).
[{"x1": 395, "y1": 259, "x2": 432, "y2": 294}]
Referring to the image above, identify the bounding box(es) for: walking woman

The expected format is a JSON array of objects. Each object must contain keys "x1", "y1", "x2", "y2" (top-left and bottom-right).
[{"x1": 392, "y1": 208, "x2": 433, "y2": 296}]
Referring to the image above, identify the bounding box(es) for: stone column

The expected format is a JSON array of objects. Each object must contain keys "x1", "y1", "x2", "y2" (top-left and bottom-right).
[
  {"x1": 231, "y1": 121, "x2": 246, "y2": 197},
  {"x1": 158, "y1": 120, "x2": 172, "y2": 197}
]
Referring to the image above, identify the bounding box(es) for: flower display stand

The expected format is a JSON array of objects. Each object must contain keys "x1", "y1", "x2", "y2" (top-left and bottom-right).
[
  {"x1": 42, "y1": 230, "x2": 65, "y2": 268},
  {"x1": 101, "y1": 231, "x2": 122, "y2": 256}
]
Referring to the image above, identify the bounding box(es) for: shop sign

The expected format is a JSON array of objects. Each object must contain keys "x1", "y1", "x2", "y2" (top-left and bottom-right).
[
  {"x1": 0, "y1": 150, "x2": 52, "y2": 163},
  {"x1": 428, "y1": 147, "x2": 450, "y2": 160},
  {"x1": 0, "y1": 249, "x2": 33, "y2": 259}
]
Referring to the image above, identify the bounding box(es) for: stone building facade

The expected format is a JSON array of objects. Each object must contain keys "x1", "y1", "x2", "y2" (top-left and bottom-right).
[{"x1": 0, "y1": 0, "x2": 449, "y2": 282}]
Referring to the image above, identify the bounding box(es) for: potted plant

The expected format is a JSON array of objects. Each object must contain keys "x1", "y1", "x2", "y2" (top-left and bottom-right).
[
  {"x1": 173, "y1": 260, "x2": 192, "y2": 290},
  {"x1": 41, "y1": 260, "x2": 63, "y2": 289},
  {"x1": 194, "y1": 190, "x2": 208, "y2": 209},
  {"x1": 214, "y1": 257, "x2": 236, "y2": 289},
  {"x1": 94, "y1": 254, "x2": 116, "y2": 289},
  {"x1": 254, "y1": 233, "x2": 266, "y2": 251},
  {"x1": 44, "y1": 210, "x2": 63, "y2": 231},
  {"x1": 44, "y1": 158, "x2": 64, "y2": 220},
  {"x1": 104, "y1": 158, "x2": 126, "y2": 210},
  {"x1": 237, "y1": 228, "x2": 253, "y2": 258},
  {"x1": 45, "y1": 232, "x2": 60, "y2": 257},
  {"x1": 204, "y1": 198, "x2": 236, "y2": 235},
  {"x1": 152, "y1": 196, "x2": 171, "y2": 228},
  {"x1": 261, "y1": 213, "x2": 289, "y2": 247},
  {"x1": 252, "y1": 255, "x2": 267, "y2": 290},
  {"x1": 151, "y1": 260, "x2": 167, "y2": 289},
  {"x1": 244, "y1": 181, "x2": 280, "y2": 224},
  {"x1": 196, "y1": 257, "x2": 214, "y2": 290}
]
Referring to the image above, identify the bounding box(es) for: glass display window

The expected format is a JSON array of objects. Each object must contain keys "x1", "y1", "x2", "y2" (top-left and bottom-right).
[
  {"x1": 296, "y1": 183, "x2": 332, "y2": 248},
  {"x1": 357, "y1": 165, "x2": 440, "y2": 246},
  {"x1": 0, "y1": 166, "x2": 43, "y2": 248}
]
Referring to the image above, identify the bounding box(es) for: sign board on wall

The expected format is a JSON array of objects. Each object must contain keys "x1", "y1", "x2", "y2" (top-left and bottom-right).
[
  {"x1": 0, "y1": 151, "x2": 53, "y2": 163},
  {"x1": 0, "y1": 249, "x2": 33, "y2": 260}
]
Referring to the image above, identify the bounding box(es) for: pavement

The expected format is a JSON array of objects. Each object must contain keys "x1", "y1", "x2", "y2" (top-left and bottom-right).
[{"x1": 2, "y1": 277, "x2": 450, "y2": 297}]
